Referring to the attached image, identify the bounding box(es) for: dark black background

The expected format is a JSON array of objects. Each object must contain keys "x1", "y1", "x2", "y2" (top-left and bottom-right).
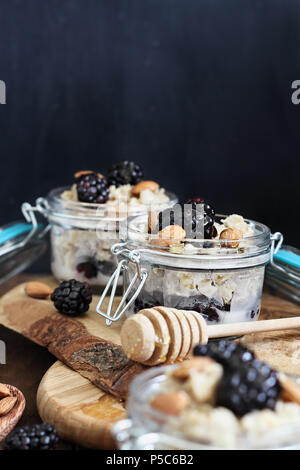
[{"x1": 0, "y1": 0, "x2": 299, "y2": 263}]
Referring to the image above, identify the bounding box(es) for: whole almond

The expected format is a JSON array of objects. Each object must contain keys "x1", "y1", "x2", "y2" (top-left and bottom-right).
[
  {"x1": 25, "y1": 282, "x2": 53, "y2": 299},
  {"x1": 159, "y1": 225, "x2": 186, "y2": 239},
  {"x1": 172, "y1": 357, "x2": 215, "y2": 381},
  {"x1": 74, "y1": 170, "x2": 104, "y2": 179},
  {"x1": 220, "y1": 228, "x2": 243, "y2": 248},
  {"x1": 131, "y1": 180, "x2": 159, "y2": 197},
  {"x1": 279, "y1": 375, "x2": 300, "y2": 405},
  {"x1": 0, "y1": 396, "x2": 17, "y2": 416},
  {"x1": 151, "y1": 224, "x2": 186, "y2": 248},
  {"x1": 0, "y1": 384, "x2": 11, "y2": 398},
  {"x1": 151, "y1": 391, "x2": 190, "y2": 415},
  {"x1": 150, "y1": 237, "x2": 172, "y2": 248}
]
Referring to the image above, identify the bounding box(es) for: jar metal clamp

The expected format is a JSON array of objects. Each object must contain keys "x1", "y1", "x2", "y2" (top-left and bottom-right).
[
  {"x1": 96, "y1": 242, "x2": 148, "y2": 326},
  {"x1": 0, "y1": 199, "x2": 50, "y2": 258}
]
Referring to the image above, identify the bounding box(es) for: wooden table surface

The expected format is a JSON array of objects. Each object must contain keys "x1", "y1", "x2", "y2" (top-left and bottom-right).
[{"x1": 0, "y1": 273, "x2": 299, "y2": 450}]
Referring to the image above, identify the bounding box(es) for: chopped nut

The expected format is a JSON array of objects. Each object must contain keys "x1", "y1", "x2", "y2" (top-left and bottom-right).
[
  {"x1": 186, "y1": 362, "x2": 223, "y2": 404},
  {"x1": 151, "y1": 391, "x2": 190, "y2": 415},
  {"x1": 172, "y1": 357, "x2": 215, "y2": 380}
]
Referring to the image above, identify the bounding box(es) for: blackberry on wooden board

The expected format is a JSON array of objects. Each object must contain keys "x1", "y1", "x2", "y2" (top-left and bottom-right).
[
  {"x1": 51, "y1": 279, "x2": 92, "y2": 317},
  {"x1": 4, "y1": 423, "x2": 59, "y2": 450}
]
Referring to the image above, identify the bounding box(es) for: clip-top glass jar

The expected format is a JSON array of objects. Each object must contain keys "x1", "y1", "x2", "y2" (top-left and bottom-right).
[
  {"x1": 96, "y1": 214, "x2": 283, "y2": 324},
  {"x1": 24, "y1": 187, "x2": 178, "y2": 287},
  {"x1": 112, "y1": 366, "x2": 300, "y2": 450}
]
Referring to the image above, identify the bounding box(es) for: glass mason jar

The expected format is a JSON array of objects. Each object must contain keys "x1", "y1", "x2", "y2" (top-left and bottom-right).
[
  {"x1": 112, "y1": 366, "x2": 300, "y2": 450},
  {"x1": 96, "y1": 214, "x2": 283, "y2": 324},
  {"x1": 26, "y1": 188, "x2": 178, "y2": 287}
]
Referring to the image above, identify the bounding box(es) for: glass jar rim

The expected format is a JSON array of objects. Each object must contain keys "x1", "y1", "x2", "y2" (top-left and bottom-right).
[
  {"x1": 45, "y1": 186, "x2": 179, "y2": 222},
  {"x1": 121, "y1": 214, "x2": 271, "y2": 268}
]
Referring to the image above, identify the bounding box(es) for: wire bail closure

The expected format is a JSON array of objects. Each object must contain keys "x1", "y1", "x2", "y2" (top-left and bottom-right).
[
  {"x1": 270, "y1": 231, "x2": 300, "y2": 283},
  {"x1": 0, "y1": 201, "x2": 49, "y2": 257},
  {"x1": 96, "y1": 243, "x2": 148, "y2": 326}
]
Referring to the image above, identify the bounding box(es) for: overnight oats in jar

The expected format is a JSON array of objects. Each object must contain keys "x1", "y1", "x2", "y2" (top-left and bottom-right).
[
  {"x1": 34, "y1": 161, "x2": 177, "y2": 286},
  {"x1": 102, "y1": 197, "x2": 279, "y2": 324},
  {"x1": 113, "y1": 342, "x2": 300, "y2": 450}
]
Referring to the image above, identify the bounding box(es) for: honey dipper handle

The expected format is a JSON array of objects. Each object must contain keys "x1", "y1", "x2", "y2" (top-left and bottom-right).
[{"x1": 207, "y1": 316, "x2": 300, "y2": 339}]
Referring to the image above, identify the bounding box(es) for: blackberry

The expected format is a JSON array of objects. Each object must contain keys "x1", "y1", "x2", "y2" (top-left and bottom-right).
[
  {"x1": 194, "y1": 340, "x2": 281, "y2": 417},
  {"x1": 216, "y1": 359, "x2": 281, "y2": 416},
  {"x1": 134, "y1": 297, "x2": 161, "y2": 313},
  {"x1": 76, "y1": 171, "x2": 110, "y2": 204},
  {"x1": 4, "y1": 423, "x2": 59, "y2": 450},
  {"x1": 194, "y1": 341, "x2": 254, "y2": 369},
  {"x1": 185, "y1": 197, "x2": 217, "y2": 239},
  {"x1": 107, "y1": 160, "x2": 144, "y2": 187},
  {"x1": 76, "y1": 260, "x2": 116, "y2": 278},
  {"x1": 51, "y1": 279, "x2": 92, "y2": 316},
  {"x1": 157, "y1": 197, "x2": 217, "y2": 239},
  {"x1": 176, "y1": 295, "x2": 230, "y2": 324},
  {"x1": 76, "y1": 261, "x2": 97, "y2": 279}
]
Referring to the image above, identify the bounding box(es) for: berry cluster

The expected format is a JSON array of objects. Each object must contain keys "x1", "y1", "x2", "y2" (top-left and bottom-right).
[
  {"x1": 107, "y1": 160, "x2": 144, "y2": 187},
  {"x1": 5, "y1": 423, "x2": 59, "y2": 450},
  {"x1": 75, "y1": 161, "x2": 144, "y2": 203},
  {"x1": 76, "y1": 172, "x2": 110, "y2": 204},
  {"x1": 194, "y1": 340, "x2": 281, "y2": 417}
]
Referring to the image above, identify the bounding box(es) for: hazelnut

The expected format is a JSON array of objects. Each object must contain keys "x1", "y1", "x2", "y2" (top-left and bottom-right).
[{"x1": 220, "y1": 228, "x2": 243, "y2": 248}]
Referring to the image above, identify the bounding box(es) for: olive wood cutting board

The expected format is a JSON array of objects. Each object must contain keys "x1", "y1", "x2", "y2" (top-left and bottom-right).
[{"x1": 1, "y1": 279, "x2": 300, "y2": 449}]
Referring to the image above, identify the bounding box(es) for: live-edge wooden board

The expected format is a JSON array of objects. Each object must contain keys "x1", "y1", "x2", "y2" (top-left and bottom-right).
[
  {"x1": 1, "y1": 279, "x2": 300, "y2": 449},
  {"x1": 0, "y1": 279, "x2": 127, "y2": 449}
]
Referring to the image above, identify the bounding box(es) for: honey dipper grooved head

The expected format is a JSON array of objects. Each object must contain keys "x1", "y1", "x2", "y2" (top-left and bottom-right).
[
  {"x1": 190, "y1": 311, "x2": 208, "y2": 345},
  {"x1": 140, "y1": 308, "x2": 170, "y2": 366},
  {"x1": 170, "y1": 308, "x2": 191, "y2": 360},
  {"x1": 120, "y1": 314, "x2": 155, "y2": 363},
  {"x1": 181, "y1": 310, "x2": 200, "y2": 355},
  {"x1": 153, "y1": 307, "x2": 182, "y2": 363}
]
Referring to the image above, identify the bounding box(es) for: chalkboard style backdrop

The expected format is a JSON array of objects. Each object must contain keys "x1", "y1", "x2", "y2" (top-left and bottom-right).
[{"x1": 0, "y1": 0, "x2": 299, "y2": 271}]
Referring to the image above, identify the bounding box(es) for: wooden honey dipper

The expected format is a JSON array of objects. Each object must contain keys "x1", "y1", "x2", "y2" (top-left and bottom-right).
[{"x1": 120, "y1": 306, "x2": 300, "y2": 365}]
